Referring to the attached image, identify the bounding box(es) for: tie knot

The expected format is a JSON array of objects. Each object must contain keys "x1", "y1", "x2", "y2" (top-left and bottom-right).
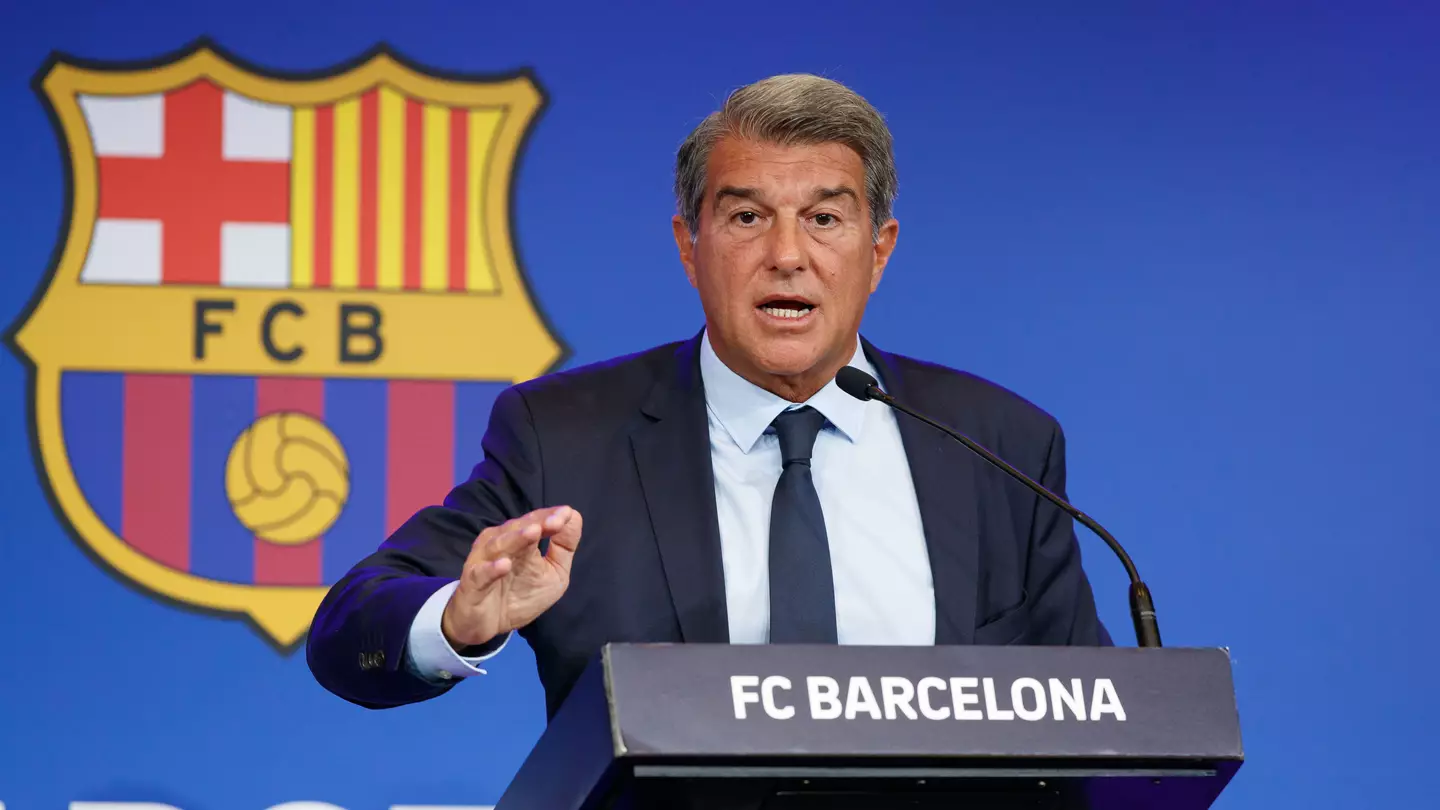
[{"x1": 771, "y1": 406, "x2": 828, "y2": 466}]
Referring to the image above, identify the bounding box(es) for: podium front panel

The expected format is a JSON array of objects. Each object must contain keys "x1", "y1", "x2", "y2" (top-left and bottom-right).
[
  {"x1": 605, "y1": 644, "x2": 1242, "y2": 761},
  {"x1": 496, "y1": 644, "x2": 1244, "y2": 810}
]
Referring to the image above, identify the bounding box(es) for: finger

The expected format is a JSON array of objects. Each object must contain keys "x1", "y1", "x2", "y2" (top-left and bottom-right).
[
  {"x1": 481, "y1": 519, "x2": 545, "y2": 562},
  {"x1": 539, "y1": 505, "x2": 573, "y2": 534},
  {"x1": 460, "y1": 556, "x2": 512, "y2": 599},
  {"x1": 474, "y1": 505, "x2": 567, "y2": 552},
  {"x1": 478, "y1": 507, "x2": 555, "y2": 555},
  {"x1": 482, "y1": 505, "x2": 575, "y2": 559},
  {"x1": 544, "y1": 510, "x2": 584, "y2": 571},
  {"x1": 546, "y1": 508, "x2": 582, "y2": 551}
]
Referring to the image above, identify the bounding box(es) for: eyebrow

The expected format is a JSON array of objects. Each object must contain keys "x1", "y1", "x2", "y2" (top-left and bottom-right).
[
  {"x1": 813, "y1": 186, "x2": 860, "y2": 206},
  {"x1": 713, "y1": 186, "x2": 760, "y2": 209},
  {"x1": 712, "y1": 185, "x2": 861, "y2": 208}
]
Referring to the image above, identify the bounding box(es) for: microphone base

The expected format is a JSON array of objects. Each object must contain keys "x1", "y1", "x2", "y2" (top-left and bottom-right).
[{"x1": 1129, "y1": 581, "x2": 1163, "y2": 648}]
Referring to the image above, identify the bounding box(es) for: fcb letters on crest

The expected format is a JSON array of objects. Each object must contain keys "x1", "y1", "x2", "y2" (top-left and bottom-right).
[{"x1": 194, "y1": 298, "x2": 384, "y2": 364}]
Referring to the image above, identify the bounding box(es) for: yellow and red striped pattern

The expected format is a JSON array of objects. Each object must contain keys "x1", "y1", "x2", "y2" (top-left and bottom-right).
[{"x1": 289, "y1": 87, "x2": 504, "y2": 293}]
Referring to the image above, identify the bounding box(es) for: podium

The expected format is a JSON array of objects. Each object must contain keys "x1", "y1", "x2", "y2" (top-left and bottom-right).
[{"x1": 496, "y1": 644, "x2": 1243, "y2": 809}]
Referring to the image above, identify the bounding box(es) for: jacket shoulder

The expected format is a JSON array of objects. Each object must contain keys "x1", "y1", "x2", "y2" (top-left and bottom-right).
[
  {"x1": 506, "y1": 339, "x2": 687, "y2": 417},
  {"x1": 883, "y1": 351, "x2": 1063, "y2": 439}
]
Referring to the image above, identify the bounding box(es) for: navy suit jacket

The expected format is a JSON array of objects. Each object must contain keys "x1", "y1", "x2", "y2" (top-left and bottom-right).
[{"x1": 307, "y1": 334, "x2": 1111, "y2": 719}]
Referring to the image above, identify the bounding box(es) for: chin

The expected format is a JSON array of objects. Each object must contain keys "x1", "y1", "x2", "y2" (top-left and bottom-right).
[{"x1": 749, "y1": 341, "x2": 827, "y2": 378}]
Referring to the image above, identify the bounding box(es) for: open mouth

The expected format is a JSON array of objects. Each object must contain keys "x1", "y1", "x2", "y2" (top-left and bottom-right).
[{"x1": 757, "y1": 298, "x2": 816, "y2": 321}]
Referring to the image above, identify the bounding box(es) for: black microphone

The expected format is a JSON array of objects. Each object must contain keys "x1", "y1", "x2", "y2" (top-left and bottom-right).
[{"x1": 835, "y1": 366, "x2": 1162, "y2": 648}]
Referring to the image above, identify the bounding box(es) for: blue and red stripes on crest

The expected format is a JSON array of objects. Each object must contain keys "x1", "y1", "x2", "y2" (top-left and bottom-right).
[{"x1": 62, "y1": 372, "x2": 504, "y2": 586}]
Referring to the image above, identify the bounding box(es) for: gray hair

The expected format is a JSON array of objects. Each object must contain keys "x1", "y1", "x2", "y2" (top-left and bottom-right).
[{"x1": 674, "y1": 74, "x2": 898, "y2": 241}]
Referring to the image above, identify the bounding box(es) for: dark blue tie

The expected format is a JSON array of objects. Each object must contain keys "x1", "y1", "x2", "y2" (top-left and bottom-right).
[{"x1": 767, "y1": 406, "x2": 838, "y2": 644}]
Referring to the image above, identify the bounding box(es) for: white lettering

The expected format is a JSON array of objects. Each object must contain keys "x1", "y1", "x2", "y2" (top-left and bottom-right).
[
  {"x1": 744, "y1": 675, "x2": 1123, "y2": 723},
  {"x1": 761, "y1": 675, "x2": 795, "y2": 719},
  {"x1": 808, "y1": 676, "x2": 842, "y2": 719},
  {"x1": 1011, "y1": 677, "x2": 1047, "y2": 721},
  {"x1": 1090, "y1": 678, "x2": 1126, "y2": 721},
  {"x1": 731, "y1": 675, "x2": 760, "y2": 719},
  {"x1": 982, "y1": 677, "x2": 1014, "y2": 720},
  {"x1": 950, "y1": 676, "x2": 983, "y2": 719},
  {"x1": 880, "y1": 676, "x2": 919, "y2": 720},
  {"x1": 845, "y1": 676, "x2": 882, "y2": 720},
  {"x1": 1049, "y1": 678, "x2": 1087, "y2": 720},
  {"x1": 917, "y1": 676, "x2": 951, "y2": 720}
]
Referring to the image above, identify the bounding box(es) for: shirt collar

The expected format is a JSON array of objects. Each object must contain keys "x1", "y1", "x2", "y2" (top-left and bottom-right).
[{"x1": 698, "y1": 330, "x2": 874, "y2": 454}]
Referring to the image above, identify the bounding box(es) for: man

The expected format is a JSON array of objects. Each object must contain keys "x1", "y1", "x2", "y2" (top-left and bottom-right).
[{"x1": 307, "y1": 74, "x2": 1110, "y2": 719}]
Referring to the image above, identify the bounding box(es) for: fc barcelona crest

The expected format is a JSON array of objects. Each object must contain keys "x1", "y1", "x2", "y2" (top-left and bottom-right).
[{"x1": 7, "y1": 41, "x2": 565, "y2": 650}]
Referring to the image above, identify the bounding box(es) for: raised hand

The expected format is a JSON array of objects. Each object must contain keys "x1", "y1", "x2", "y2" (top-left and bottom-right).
[{"x1": 440, "y1": 505, "x2": 584, "y2": 650}]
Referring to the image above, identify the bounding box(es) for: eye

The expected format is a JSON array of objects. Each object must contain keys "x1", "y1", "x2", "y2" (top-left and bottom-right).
[
  {"x1": 813, "y1": 213, "x2": 837, "y2": 227},
  {"x1": 734, "y1": 211, "x2": 759, "y2": 225}
]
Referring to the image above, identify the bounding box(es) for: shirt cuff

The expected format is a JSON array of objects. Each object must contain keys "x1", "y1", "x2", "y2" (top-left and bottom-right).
[{"x1": 404, "y1": 580, "x2": 510, "y2": 682}]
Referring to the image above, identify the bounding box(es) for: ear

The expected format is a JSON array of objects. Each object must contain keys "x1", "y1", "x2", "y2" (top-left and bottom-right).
[
  {"x1": 868, "y1": 218, "x2": 899, "y2": 293},
  {"x1": 672, "y1": 215, "x2": 699, "y2": 288}
]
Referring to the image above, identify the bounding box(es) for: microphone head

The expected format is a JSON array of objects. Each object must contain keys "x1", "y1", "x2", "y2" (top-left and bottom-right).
[{"x1": 835, "y1": 366, "x2": 880, "y2": 401}]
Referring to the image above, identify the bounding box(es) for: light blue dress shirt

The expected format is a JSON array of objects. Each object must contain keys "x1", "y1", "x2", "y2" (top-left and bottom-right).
[{"x1": 406, "y1": 333, "x2": 936, "y2": 679}]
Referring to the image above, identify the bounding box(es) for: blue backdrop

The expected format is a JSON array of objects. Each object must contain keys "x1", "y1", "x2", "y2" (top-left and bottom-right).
[{"x1": 2, "y1": 2, "x2": 1437, "y2": 808}]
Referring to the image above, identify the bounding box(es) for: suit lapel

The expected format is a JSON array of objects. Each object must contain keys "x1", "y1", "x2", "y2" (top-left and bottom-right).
[
  {"x1": 631, "y1": 335, "x2": 731, "y2": 643},
  {"x1": 864, "y1": 339, "x2": 980, "y2": 645}
]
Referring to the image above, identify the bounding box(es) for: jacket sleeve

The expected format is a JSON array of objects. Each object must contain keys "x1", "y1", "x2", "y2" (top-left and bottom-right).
[
  {"x1": 305, "y1": 385, "x2": 542, "y2": 708},
  {"x1": 1026, "y1": 421, "x2": 1114, "y2": 647}
]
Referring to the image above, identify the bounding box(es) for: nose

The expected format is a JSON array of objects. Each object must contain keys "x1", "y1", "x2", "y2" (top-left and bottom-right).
[{"x1": 765, "y1": 215, "x2": 806, "y2": 275}]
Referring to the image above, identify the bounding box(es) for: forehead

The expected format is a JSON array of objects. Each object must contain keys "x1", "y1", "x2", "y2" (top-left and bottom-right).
[{"x1": 706, "y1": 136, "x2": 866, "y2": 197}]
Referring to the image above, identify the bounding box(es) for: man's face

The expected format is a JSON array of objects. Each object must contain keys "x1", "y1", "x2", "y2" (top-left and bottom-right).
[{"x1": 672, "y1": 136, "x2": 898, "y2": 399}]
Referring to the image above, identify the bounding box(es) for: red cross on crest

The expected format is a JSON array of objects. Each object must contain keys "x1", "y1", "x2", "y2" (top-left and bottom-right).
[{"x1": 97, "y1": 80, "x2": 291, "y2": 285}]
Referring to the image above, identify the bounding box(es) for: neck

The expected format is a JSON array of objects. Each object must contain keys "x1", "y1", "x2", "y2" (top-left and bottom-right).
[{"x1": 711, "y1": 334, "x2": 858, "y2": 404}]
